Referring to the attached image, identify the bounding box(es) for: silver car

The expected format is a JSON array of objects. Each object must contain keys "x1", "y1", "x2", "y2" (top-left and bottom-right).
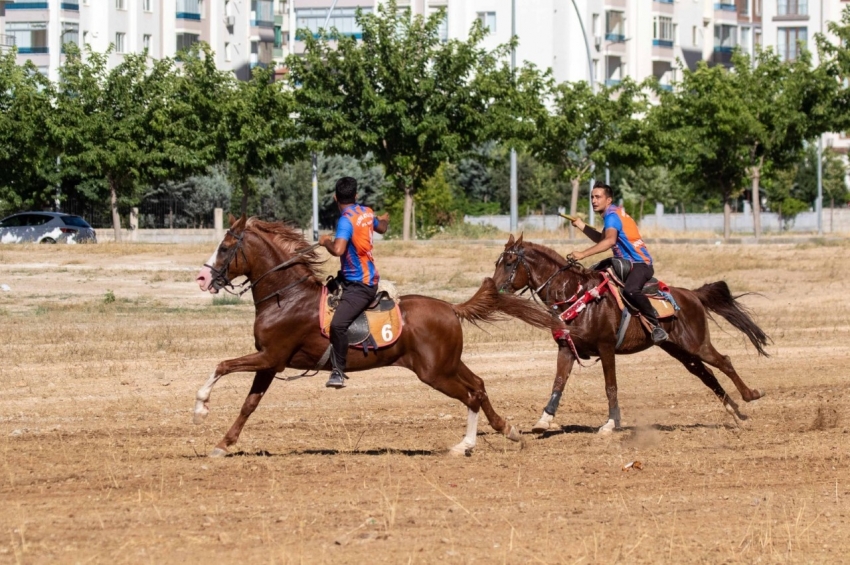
[{"x1": 0, "y1": 212, "x2": 97, "y2": 244}]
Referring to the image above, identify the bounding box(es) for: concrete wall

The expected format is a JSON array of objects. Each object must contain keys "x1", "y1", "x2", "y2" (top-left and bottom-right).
[{"x1": 640, "y1": 208, "x2": 850, "y2": 234}]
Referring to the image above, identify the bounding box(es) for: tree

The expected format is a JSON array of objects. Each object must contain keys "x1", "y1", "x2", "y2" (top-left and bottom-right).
[
  {"x1": 529, "y1": 78, "x2": 650, "y2": 238},
  {"x1": 217, "y1": 65, "x2": 302, "y2": 214},
  {"x1": 54, "y1": 46, "x2": 166, "y2": 241},
  {"x1": 288, "y1": 0, "x2": 513, "y2": 240},
  {"x1": 0, "y1": 51, "x2": 59, "y2": 214},
  {"x1": 651, "y1": 62, "x2": 753, "y2": 240},
  {"x1": 731, "y1": 48, "x2": 835, "y2": 237}
]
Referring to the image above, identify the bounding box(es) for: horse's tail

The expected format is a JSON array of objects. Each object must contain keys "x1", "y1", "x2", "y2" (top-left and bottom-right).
[
  {"x1": 693, "y1": 281, "x2": 771, "y2": 357},
  {"x1": 453, "y1": 278, "x2": 559, "y2": 330}
]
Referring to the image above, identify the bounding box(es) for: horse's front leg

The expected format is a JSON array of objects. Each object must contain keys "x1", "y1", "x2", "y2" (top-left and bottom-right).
[
  {"x1": 209, "y1": 369, "x2": 277, "y2": 457},
  {"x1": 597, "y1": 344, "x2": 620, "y2": 434},
  {"x1": 193, "y1": 351, "x2": 280, "y2": 425},
  {"x1": 532, "y1": 345, "x2": 576, "y2": 433}
]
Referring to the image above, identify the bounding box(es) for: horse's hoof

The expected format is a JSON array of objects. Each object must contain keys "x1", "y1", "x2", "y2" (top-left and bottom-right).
[
  {"x1": 448, "y1": 444, "x2": 473, "y2": 457},
  {"x1": 506, "y1": 425, "x2": 522, "y2": 442},
  {"x1": 531, "y1": 413, "x2": 554, "y2": 433},
  {"x1": 598, "y1": 419, "x2": 616, "y2": 435},
  {"x1": 193, "y1": 401, "x2": 209, "y2": 424},
  {"x1": 209, "y1": 447, "x2": 228, "y2": 458},
  {"x1": 748, "y1": 389, "x2": 764, "y2": 402}
]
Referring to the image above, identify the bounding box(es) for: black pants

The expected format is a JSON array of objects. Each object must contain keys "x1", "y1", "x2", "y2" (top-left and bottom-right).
[
  {"x1": 330, "y1": 280, "x2": 377, "y2": 373},
  {"x1": 623, "y1": 263, "x2": 659, "y2": 326}
]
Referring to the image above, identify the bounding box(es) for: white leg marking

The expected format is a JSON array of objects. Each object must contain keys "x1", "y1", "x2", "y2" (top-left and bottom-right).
[
  {"x1": 449, "y1": 408, "x2": 479, "y2": 455},
  {"x1": 193, "y1": 372, "x2": 220, "y2": 424},
  {"x1": 531, "y1": 411, "x2": 554, "y2": 433},
  {"x1": 598, "y1": 418, "x2": 616, "y2": 435}
]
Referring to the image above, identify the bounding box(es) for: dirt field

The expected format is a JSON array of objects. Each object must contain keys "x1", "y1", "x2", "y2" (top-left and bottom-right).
[{"x1": 1, "y1": 237, "x2": 848, "y2": 564}]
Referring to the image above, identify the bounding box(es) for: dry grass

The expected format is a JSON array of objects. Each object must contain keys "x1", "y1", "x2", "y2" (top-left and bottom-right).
[{"x1": 0, "y1": 240, "x2": 848, "y2": 564}]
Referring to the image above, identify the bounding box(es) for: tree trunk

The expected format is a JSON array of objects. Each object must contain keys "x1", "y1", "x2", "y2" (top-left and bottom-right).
[
  {"x1": 723, "y1": 197, "x2": 731, "y2": 241},
  {"x1": 110, "y1": 181, "x2": 122, "y2": 243},
  {"x1": 569, "y1": 177, "x2": 580, "y2": 240},
  {"x1": 240, "y1": 179, "x2": 249, "y2": 216},
  {"x1": 682, "y1": 201, "x2": 687, "y2": 232},
  {"x1": 412, "y1": 199, "x2": 416, "y2": 240},
  {"x1": 831, "y1": 197, "x2": 835, "y2": 233},
  {"x1": 402, "y1": 186, "x2": 413, "y2": 241},
  {"x1": 751, "y1": 166, "x2": 761, "y2": 239}
]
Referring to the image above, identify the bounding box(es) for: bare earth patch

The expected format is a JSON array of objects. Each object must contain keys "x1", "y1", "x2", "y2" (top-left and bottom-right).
[{"x1": 0, "y1": 240, "x2": 848, "y2": 564}]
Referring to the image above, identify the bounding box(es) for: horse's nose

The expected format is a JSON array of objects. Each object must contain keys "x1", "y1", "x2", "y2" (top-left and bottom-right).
[{"x1": 196, "y1": 266, "x2": 214, "y2": 293}]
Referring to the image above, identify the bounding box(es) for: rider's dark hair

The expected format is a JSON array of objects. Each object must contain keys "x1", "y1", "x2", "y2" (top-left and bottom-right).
[
  {"x1": 335, "y1": 177, "x2": 357, "y2": 205},
  {"x1": 593, "y1": 180, "x2": 614, "y2": 200}
]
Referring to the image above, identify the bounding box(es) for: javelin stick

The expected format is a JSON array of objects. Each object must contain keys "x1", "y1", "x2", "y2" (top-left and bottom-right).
[{"x1": 559, "y1": 213, "x2": 578, "y2": 222}]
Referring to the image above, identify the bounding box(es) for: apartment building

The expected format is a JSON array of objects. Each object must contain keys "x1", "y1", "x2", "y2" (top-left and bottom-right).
[{"x1": 3, "y1": 0, "x2": 283, "y2": 80}]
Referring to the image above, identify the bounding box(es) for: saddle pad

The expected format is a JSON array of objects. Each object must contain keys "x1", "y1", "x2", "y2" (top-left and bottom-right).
[
  {"x1": 649, "y1": 295, "x2": 677, "y2": 319},
  {"x1": 319, "y1": 287, "x2": 404, "y2": 349}
]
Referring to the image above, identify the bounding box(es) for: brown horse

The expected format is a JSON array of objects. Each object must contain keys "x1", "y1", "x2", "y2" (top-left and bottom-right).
[
  {"x1": 492, "y1": 234, "x2": 769, "y2": 434},
  {"x1": 193, "y1": 216, "x2": 557, "y2": 456}
]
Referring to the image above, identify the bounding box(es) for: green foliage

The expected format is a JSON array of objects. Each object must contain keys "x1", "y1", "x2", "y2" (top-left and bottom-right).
[
  {"x1": 104, "y1": 290, "x2": 116, "y2": 304},
  {"x1": 288, "y1": 0, "x2": 516, "y2": 239},
  {"x1": 0, "y1": 51, "x2": 58, "y2": 211}
]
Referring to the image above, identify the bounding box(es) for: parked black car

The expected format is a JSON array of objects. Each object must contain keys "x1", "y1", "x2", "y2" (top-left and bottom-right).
[{"x1": 0, "y1": 212, "x2": 97, "y2": 244}]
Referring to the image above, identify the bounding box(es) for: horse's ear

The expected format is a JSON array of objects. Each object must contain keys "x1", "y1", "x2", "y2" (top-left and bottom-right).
[
  {"x1": 228, "y1": 213, "x2": 237, "y2": 226},
  {"x1": 505, "y1": 234, "x2": 515, "y2": 248},
  {"x1": 516, "y1": 232, "x2": 524, "y2": 246}
]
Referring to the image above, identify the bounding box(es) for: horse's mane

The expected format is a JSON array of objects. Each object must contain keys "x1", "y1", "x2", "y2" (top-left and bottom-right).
[
  {"x1": 523, "y1": 241, "x2": 595, "y2": 279},
  {"x1": 245, "y1": 218, "x2": 326, "y2": 282}
]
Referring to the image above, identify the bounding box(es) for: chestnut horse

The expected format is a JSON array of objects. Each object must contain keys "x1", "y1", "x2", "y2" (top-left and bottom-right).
[
  {"x1": 194, "y1": 216, "x2": 557, "y2": 456},
  {"x1": 492, "y1": 234, "x2": 769, "y2": 434}
]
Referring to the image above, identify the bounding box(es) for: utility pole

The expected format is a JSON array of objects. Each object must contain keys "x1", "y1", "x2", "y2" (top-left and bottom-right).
[
  {"x1": 569, "y1": 0, "x2": 598, "y2": 228},
  {"x1": 509, "y1": 0, "x2": 518, "y2": 233},
  {"x1": 310, "y1": 0, "x2": 341, "y2": 242},
  {"x1": 817, "y1": 135, "x2": 823, "y2": 236}
]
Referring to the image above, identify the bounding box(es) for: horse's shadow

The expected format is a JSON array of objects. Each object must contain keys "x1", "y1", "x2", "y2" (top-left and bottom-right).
[
  {"x1": 183, "y1": 447, "x2": 437, "y2": 459},
  {"x1": 534, "y1": 422, "x2": 726, "y2": 439}
]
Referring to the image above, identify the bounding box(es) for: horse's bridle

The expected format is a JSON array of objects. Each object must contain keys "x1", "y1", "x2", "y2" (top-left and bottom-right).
[
  {"x1": 204, "y1": 228, "x2": 320, "y2": 303},
  {"x1": 496, "y1": 246, "x2": 583, "y2": 305}
]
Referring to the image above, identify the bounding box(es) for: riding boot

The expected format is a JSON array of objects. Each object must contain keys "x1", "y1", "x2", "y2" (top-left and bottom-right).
[{"x1": 643, "y1": 309, "x2": 668, "y2": 343}]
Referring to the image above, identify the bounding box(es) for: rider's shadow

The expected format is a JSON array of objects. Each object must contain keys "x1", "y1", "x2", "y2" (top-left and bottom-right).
[{"x1": 534, "y1": 422, "x2": 726, "y2": 439}]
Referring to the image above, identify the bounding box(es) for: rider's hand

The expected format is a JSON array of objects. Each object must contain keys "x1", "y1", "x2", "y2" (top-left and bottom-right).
[
  {"x1": 568, "y1": 251, "x2": 584, "y2": 261},
  {"x1": 378, "y1": 213, "x2": 389, "y2": 223},
  {"x1": 571, "y1": 217, "x2": 586, "y2": 231},
  {"x1": 318, "y1": 234, "x2": 333, "y2": 247}
]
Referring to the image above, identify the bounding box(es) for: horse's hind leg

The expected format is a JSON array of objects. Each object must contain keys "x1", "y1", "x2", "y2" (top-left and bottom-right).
[
  {"x1": 209, "y1": 369, "x2": 276, "y2": 457},
  {"x1": 457, "y1": 362, "x2": 521, "y2": 442},
  {"x1": 661, "y1": 344, "x2": 748, "y2": 421},
  {"x1": 532, "y1": 345, "x2": 576, "y2": 433},
  {"x1": 696, "y1": 343, "x2": 763, "y2": 402}
]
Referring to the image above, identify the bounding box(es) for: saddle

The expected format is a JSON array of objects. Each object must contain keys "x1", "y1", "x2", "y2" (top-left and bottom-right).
[
  {"x1": 592, "y1": 258, "x2": 679, "y2": 320},
  {"x1": 319, "y1": 281, "x2": 403, "y2": 352}
]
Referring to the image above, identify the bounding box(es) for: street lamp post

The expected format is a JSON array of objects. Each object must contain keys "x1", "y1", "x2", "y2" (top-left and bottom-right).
[
  {"x1": 509, "y1": 0, "x2": 518, "y2": 233},
  {"x1": 569, "y1": 0, "x2": 598, "y2": 228},
  {"x1": 310, "y1": 0, "x2": 342, "y2": 242}
]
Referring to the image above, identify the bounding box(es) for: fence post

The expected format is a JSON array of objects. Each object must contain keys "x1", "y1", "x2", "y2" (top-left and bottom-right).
[
  {"x1": 214, "y1": 208, "x2": 224, "y2": 242},
  {"x1": 129, "y1": 207, "x2": 139, "y2": 242}
]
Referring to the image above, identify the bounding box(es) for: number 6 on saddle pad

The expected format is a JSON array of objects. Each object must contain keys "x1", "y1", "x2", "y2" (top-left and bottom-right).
[{"x1": 320, "y1": 285, "x2": 404, "y2": 351}]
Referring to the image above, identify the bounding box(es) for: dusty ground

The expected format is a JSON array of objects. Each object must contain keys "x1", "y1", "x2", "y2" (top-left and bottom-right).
[{"x1": 0, "y1": 237, "x2": 848, "y2": 564}]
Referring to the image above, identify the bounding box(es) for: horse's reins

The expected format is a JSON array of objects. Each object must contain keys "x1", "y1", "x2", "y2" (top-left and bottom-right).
[{"x1": 204, "y1": 229, "x2": 320, "y2": 305}]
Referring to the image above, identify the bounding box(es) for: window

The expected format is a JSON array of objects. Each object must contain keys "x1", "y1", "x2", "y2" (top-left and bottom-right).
[
  {"x1": 592, "y1": 13, "x2": 600, "y2": 38},
  {"x1": 5, "y1": 22, "x2": 48, "y2": 54},
  {"x1": 294, "y1": 7, "x2": 372, "y2": 38},
  {"x1": 778, "y1": 0, "x2": 807, "y2": 16},
  {"x1": 692, "y1": 25, "x2": 699, "y2": 46},
  {"x1": 740, "y1": 26, "x2": 751, "y2": 55},
  {"x1": 114, "y1": 32, "x2": 125, "y2": 53},
  {"x1": 606, "y1": 55, "x2": 622, "y2": 85},
  {"x1": 142, "y1": 34, "x2": 151, "y2": 51},
  {"x1": 755, "y1": 0, "x2": 762, "y2": 16},
  {"x1": 476, "y1": 11, "x2": 496, "y2": 32},
  {"x1": 777, "y1": 27, "x2": 807, "y2": 61},
  {"x1": 61, "y1": 21, "x2": 79, "y2": 51},
  {"x1": 653, "y1": 16, "x2": 674, "y2": 46},
  {"x1": 606, "y1": 11, "x2": 625, "y2": 42},
  {"x1": 429, "y1": 6, "x2": 448, "y2": 43},
  {"x1": 143, "y1": 0, "x2": 151, "y2": 11},
  {"x1": 251, "y1": 0, "x2": 274, "y2": 24},
  {"x1": 224, "y1": 42, "x2": 232, "y2": 61},
  {"x1": 82, "y1": 30, "x2": 88, "y2": 46},
  {"x1": 714, "y1": 24, "x2": 737, "y2": 52},
  {"x1": 115, "y1": 0, "x2": 126, "y2": 9},
  {"x1": 176, "y1": 32, "x2": 199, "y2": 51}
]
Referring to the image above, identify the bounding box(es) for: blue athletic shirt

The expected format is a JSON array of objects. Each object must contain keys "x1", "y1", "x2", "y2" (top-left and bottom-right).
[
  {"x1": 603, "y1": 205, "x2": 653, "y2": 264},
  {"x1": 335, "y1": 204, "x2": 380, "y2": 286}
]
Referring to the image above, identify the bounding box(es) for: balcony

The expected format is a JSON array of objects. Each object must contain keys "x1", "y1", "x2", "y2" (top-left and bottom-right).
[
  {"x1": 61, "y1": 2, "x2": 79, "y2": 10},
  {"x1": 714, "y1": 2, "x2": 737, "y2": 11},
  {"x1": 654, "y1": 0, "x2": 673, "y2": 3},
  {"x1": 18, "y1": 46, "x2": 49, "y2": 54},
  {"x1": 605, "y1": 33, "x2": 626, "y2": 42},
  {"x1": 653, "y1": 39, "x2": 673, "y2": 48},
  {"x1": 176, "y1": 0, "x2": 201, "y2": 20},
  {"x1": 0, "y1": 35, "x2": 16, "y2": 52},
  {"x1": 6, "y1": 2, "x2": 50, "y2": 9}
]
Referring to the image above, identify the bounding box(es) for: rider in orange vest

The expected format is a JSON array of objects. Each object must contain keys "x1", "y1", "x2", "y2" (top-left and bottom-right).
[{"x1": 568, "y1": 181, "x2": 668, "y2": 343}]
